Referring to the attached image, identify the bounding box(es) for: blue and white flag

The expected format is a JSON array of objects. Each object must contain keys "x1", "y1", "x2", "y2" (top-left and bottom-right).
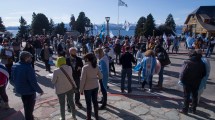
[
  {"x1": 118, "y1": 0, "x2": 127, "y2": 7},
  {"x1": 99, "y1": 25, "x2": 105, "y2": 40},
  {"x1": 123, "y1": 20, "x2": 130, "y2": 31},
  {"x1": 109, "y1": 31, "x2": 114, "y2": 38}
]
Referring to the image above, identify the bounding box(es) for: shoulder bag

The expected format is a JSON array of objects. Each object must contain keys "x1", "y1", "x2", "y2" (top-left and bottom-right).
[{"x1": 60, "y1": 67, "x2": 79, "y2": 93}]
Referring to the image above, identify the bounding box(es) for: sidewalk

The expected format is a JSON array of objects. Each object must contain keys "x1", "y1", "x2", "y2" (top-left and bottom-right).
[
  {"x1": 4, "y1": 90, "x2": 215, "y2": 120},
  {"x1": 1, "y1": 44, "x2": 215, "y2": 120}
]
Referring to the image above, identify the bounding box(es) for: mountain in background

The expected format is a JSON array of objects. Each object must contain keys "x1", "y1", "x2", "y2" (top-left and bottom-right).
[{"x1": 6, "y1": 23, "x2": 183, "y2": 35}]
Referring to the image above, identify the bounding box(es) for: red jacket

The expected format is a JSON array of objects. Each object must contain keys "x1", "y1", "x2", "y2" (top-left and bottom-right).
[{"x1": 0, "y1": 72, "x2": 7, "y2": 86}]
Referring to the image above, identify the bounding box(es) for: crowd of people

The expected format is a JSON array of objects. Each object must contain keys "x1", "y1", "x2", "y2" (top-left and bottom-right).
[{"x1": 0, "y1": 33, "x2": 214, "y2": 120}]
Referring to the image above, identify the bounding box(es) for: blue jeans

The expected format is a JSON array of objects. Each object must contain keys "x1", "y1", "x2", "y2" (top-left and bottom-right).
[
  {"x1": 121, "y1": 68, "x2": 132, "y2": 92},
  {"x1": 158, "y1": 66, "x2": 164, "y2": 85},
  {"x1": 84, "y1": 87, "x2": 98, "y2": 120},
  {"x1": 205, "y1": 47, "x2": 214, "y2": 57},
  {"x1": 99, "y1": 79, "x2": 107, "y2": 106},
  {"x1": 35, "y1": 48, "x2": 42, "y2": 60}
]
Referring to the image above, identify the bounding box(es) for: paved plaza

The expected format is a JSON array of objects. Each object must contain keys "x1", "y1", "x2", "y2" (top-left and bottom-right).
[{"x1": 0, "y1": 45, "x2": 215, "y2": 120}]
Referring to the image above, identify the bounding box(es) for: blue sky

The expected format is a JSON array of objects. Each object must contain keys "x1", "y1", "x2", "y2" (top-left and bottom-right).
[{"x1": 0, "y1": 0, "x2": 214, "y2": 27}]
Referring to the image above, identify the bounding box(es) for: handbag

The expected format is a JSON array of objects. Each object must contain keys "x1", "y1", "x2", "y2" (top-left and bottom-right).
[{"x1": 60, "y1": 67, "x2": 79, "y2": 93}]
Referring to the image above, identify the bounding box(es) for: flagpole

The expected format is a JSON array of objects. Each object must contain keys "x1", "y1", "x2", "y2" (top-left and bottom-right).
[{"x1": 118, "y1": 3, "x2": 120, "y2": 36}]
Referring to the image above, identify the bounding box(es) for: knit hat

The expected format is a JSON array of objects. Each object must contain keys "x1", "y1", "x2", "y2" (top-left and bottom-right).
[
  {"x1": 56, "y1": 57, "x2": 66, "y2": 67},
  {"x1": 19, "y1": 51, "x2": 33, "y2": 62}
]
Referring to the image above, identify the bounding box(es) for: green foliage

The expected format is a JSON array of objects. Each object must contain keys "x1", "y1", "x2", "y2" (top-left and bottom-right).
[
  {"x1": 53, "y1": 22, "x2": 66, "y2": 35},
  {"x1": 0, "y1": 17, "x2": 6, "y2": 32},
  {"x1": 76, "y1": 12, "x2": 91, "y2": 34},
  {"x1": 49, "y1": 18, "x2": 55, "y2": 35},
  {"x1": 143, "y1": 14, "x2": 156, "y2": 37},
  {"x1": 157, "y1": 14, "x2": 176, "y2": 36},
  {"x1": 164, "y1": 14, "x2": 176, "y2": 34},
  {"x1": 69, "y1": 14, "x2": 76, "y2": 31},
  {"x1": 16, "y1": 16, "x2": 28, "y2": 38},
  {"x1": 135, "y1": 16, "x2": 146, "y2": 37},
  {"x1": 31, "y1": 13, "x2": 50, "y2": 35}
]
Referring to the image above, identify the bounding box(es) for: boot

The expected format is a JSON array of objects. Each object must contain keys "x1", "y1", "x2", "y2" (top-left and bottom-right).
[
  {"x1": 154, "y1": 83, "x2": 163, "y2": 89},
  {"x1": 86, "y1": 111, "x2": 91, "y2": 120}
]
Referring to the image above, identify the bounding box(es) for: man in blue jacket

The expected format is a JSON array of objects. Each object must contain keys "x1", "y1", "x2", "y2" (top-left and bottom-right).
[{"x1": 12, "y1": 51, "x2": 43, "y2": 120}]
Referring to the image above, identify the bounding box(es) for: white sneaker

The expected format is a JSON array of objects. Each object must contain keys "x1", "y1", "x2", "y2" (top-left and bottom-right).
[{"x1": 148, "y1": 89, "x2": 152, "y2": 92}]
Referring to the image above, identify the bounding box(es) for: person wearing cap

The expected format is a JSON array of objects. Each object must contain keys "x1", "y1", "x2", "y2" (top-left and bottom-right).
[
  {"x1": 11, "y1": 51, "x2": 44, "y2": 120},
  {"x1": 179, "y1": 50, "x2": 206, "y2": 115},
  {"x1": 52, "y1": 56, "x2": 77, "y2": 120}
]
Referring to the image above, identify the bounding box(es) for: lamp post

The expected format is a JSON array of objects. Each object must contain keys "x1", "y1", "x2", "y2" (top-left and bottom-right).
[
  {"x1": 142, "y1": 23, "x2": 145, "y2": 35},
  {"x1": 153, "y1": 30, "x2": 155, "y2": 37},
  {"x1": 42, "y1": 28, "x2": 46, "y2": 35},
  {"x1": 105, "y1": 17, "x2": 110, "y2": 36}
]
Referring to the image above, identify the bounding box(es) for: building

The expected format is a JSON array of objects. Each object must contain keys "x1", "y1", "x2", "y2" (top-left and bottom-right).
[{"x1": 183, "y1": 6, "x2": 215, "y2": 37}]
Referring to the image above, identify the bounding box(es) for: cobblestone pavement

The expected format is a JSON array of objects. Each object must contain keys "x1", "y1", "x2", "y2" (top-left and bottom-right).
[{"x1": 1, "y1": 43, "x2": 215, "y2": 120}]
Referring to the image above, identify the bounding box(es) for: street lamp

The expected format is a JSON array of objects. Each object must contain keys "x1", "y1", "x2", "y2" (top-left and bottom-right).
[
  {"x1": 42, "y1": 28, "x2": 46, "y2": 35},
  {"x1": 105, "y1": 17, "x2": 110, "y2": 36},
  {"x1": 153, "y1": 30, "x2": 155, "y2": 37}
]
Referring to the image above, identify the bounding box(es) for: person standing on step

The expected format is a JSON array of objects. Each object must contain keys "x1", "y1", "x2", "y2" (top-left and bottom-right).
[{"x1": 66, "y1": 47, "x2": 83, "y2": 109}]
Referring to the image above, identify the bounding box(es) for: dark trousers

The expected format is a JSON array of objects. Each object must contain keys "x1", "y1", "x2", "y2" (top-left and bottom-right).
[
  {"x1": 5, "y1": 63, "x2": 13, "y2": 79},
  {"x1": 99, "y1": 80, "x2": 107, "y2": 107},
  {"x1": 121, "y1": 68, "x2": 132, "y2": 92},
  {"x1": 21, "y1": 94, "x2": 36, "y2": 120},
  {"x1": 115, "y1": 53, "x2": 121, "y2": 64},
  {"x1": 0, "y1": 85, "x2": 8, "y2": 103},
  {"x1": 158, "y1": 66, "x2": 164, "y2": 85},
  {"x1": 84, "y1": 87, "x2": 99, "y2": 120},
  {"x1": 44, "y1": 60, "x2": 50, "y2": 71},
  {"x1": 67, "y1": 79, "x2": 80, "y2": 110},
  {"x1": 142, "y1": 75, "x2": 153, "y2": 89},
  {"x1": 183, "y1": 85, "x2": 198, "y2": 112},
  {"x1": 109, "y1": 62, "x2": 116, "y2": 74}
]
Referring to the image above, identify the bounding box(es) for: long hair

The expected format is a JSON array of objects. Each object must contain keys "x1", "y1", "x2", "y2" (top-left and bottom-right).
[{"x1": 84, "y1": 53, "x2": 97, "y2": 68}]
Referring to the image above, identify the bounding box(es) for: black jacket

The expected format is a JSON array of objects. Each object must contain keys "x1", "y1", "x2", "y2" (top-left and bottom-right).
[
  {"x1": 120, "y1": 52, "x2": 136, "y2": 69},
  {"x1": 114, "y1": 44, "x2": 122, "y2": 54},
  {"x1": 66, "y1": 56, "x2": 83, "y2": 80},
  {"x1": 180, "y1": 56, "x2": 206, "y2": 87}
]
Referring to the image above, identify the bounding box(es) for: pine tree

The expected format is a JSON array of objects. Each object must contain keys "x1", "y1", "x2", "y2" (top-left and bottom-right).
[
  {"x1": 69, "y1": 14, "x2": 76, "y2": 31},
  {"x1": 0, "y1": 17, "x2": 6, "y2": 32},
  {"x1": 31, "y1": 13, "x2": 49, "y2": 35},
  {"x1": 17, "y1": 16, "x2": 28, "y2": 38},
  {"x1": 143, "y1": 14, "x2": 156, "y2": 37},
  {"x1": 49, "y1": 18, "x2": 55, "y2": 35},
  {"x1": 165, "y1": 14, "x2": 176, "y2": 34},
  {"x1": 53, "y1": 22, "x2": 66, "y2": 35},
  {"x1": 135, "y1": 16, "x2": 146, "y2": 36},
  {"x1": 76, "y1": 12, "x2": 91, "y2": 34}
]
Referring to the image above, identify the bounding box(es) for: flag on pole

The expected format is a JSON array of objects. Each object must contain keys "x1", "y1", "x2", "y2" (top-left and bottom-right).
[
  {"x1": 118, "y1": 0, "x2": 127, "y2": 7},
  {"x1": 123, "y1": 20, "x2": 130, "y2": 31},
  {"x1": 109, "y1": 31, "x2": 114, "y2": 38},
  {"x1": 99, "y1": 25, "x2": 105, "y2": 40}
]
